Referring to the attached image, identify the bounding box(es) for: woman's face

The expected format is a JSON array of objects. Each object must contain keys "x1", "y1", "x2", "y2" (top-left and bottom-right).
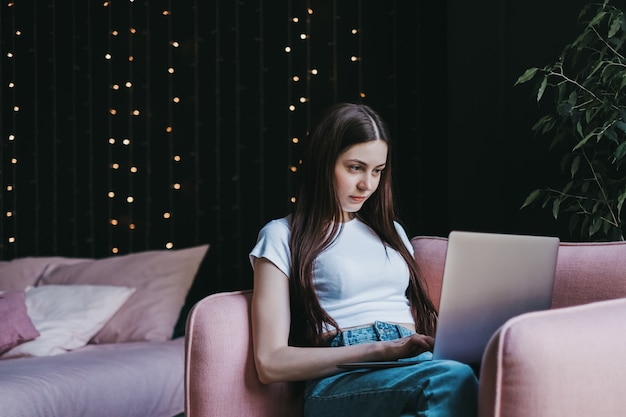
[{"x1": 333, "y1": 139, "x2": 388, "y2": 221}]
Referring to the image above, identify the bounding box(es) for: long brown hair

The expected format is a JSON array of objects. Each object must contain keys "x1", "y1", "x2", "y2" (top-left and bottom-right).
[{"x1": 289, "y1": 103, "x2": 437, "y2": 346}]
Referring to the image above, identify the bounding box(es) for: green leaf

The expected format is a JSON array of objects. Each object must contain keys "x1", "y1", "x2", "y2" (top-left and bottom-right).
[
  {"x1": 515, "y1": 67, "x2": 539, "y2": 85},
  {"x1": 537, "y1": 76, "x2": 548, "y2": 102},
  {"x1": 570, "y1": 155, "x2": 581, "y2": 178},
  {"x1": 617, "y1": 188, "x2": 626, "y2": 216},
  {"x1": 521, "y1": 189, "x2": 541, "y2": 209},
  {"x1": 589, "y1": 218, "x2": 603, "y2": 237},
  {"x1": 552, "y1": 199, "x2": 561, "y2": 219},
  {"x1": 609, "y1": 14, "x2": 621, "y2": 38},
  {"x1": 573, "y1": 131, "x2": 597, "y2": 150},
  {"x1": 614, "y1": 141, "x2": 626, "y2": 162},
  {"x1": 588, "y1": 11, "x2": 607, "y2": 28}
]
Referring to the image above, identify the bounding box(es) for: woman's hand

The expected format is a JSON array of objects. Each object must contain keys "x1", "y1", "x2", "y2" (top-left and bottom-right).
[{"x1": 380, "y1": 333, "x2": 434, "y2": 361}]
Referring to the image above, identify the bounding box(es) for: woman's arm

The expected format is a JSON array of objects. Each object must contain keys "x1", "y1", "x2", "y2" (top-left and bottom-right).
[{"x1": 251, "y1": 257, "x2": 434, "y2": 384}]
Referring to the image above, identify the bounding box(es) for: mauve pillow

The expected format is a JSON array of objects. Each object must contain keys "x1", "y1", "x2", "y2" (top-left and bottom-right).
[
  {"x1": 0, "y1": 257, "x2": 88, "y2": 291},
  {"x1": 39, "y1": 244, "x2": 209, "y2": 343},
  {"x1": 0, "y1": 290, "x2": 40, "y2": 354}
]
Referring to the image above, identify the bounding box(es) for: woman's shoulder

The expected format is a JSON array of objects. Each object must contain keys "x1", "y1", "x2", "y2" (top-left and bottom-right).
[
  {"x1": 259, "y1": 215, "x2": 291, "y2": 240},
  {"x1": 259, "y1": 215, "x2": 291, "y2": 235}
]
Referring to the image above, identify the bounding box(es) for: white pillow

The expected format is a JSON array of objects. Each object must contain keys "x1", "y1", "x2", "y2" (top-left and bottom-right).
[{"x1": 1, "y1": 284, "x2": 135, "y2": 358}]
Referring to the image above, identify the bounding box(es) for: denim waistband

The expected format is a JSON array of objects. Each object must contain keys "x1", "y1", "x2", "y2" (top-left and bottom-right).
[{"x1": 326, "y1": 321, "x2": 415, "y2": 347}]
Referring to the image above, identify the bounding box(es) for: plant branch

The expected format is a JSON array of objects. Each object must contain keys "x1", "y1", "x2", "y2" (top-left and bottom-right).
[
  {"x1": 582, "y1": 148, "x2": 621, "y2": 227},
  {"x1": 590, "y1": 25, "x2": 625, "y2": 61}
]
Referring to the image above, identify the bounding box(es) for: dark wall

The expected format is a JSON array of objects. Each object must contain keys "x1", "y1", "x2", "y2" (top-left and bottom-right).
[{"x1": 1, "y1": 1, "x2": 621, "y2": 298}]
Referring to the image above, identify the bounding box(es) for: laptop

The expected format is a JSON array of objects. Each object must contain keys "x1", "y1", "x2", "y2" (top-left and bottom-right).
[
  {"x1": 431, "y1": 230, "x2": 560, "y2": 364},
  {"x1": 338, "y1": 231, "x2": 559, "y2": 369}
]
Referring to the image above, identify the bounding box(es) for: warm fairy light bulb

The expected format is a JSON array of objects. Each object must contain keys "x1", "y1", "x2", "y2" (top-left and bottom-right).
[
  {"x1": 7, "y1": 52, "x2": 13, "y2": 58},
  {"x1": 292, "y1": 75, "x2": 300, "y2": 82},
  {"x1": 11, "y1": 158, "x2": 17, "y2": 164},
  {"x1": 311, "y1": 68, "x2": 318, "y2": 75},
  {"x1": 105, "y1": 53, "x2": 111, "y2": 60},
  {"x1": 172, "y1": 97, "x2": 180, "y2": 103},
  {"x1": 162, "y1": 10, "x2": 170, "y2": 16},
  {"x1": 352, "y1": 29, "x2": 358, "y2": 35},
  {"x1": 6, "y1": 186, "x2": 13, "y2": 191},
  {"x1": 108, "y1": 192, "x2": 115, "y2": 198},
  {"x1": 8, "y1": 237, "x2": 16, "y2": 244},
  {"x1": 360, "y1": 92, "x2": 366, "y2": 98},
  {"x1": 292, "y1": 17, "x2": 299, "y2": 23},
  {"x1": 129, "y1": 224, "x2": 136, "y2": 230},
  {"x1": 130, "y1": 28, "x2": 137, "y2": 34},
  {"x1": 168, "y1": 67, "x2": 175, "y2": 74},
  {"x1": 132, "y1": 110, "x2": 140, "y2": 116},
  {"x1": 15, "y1": 31, "x2": 21, "y2": 36},
  {"x1": 112, "y1": 163, "x2": 120, "y2": 169},
  {"x1": 127, "y1": 196, "x2": 134, "y2": 203},
  {"x1": 300, "y1": 33, "x2": 307, "y2": 40},
  {"x1": 112, "y1": 247, "x2": 119, "y2": 254},
  {"x1": 291, "y1": 197, "x2": 297, "y2": 203},
  {"x1": 173, "y1": 155, "x2": 181, "y2": 162},
  {"x1": 103, "y1": 2, "x2": 110, "y2": 6},
  {"x1": 112, "y1": 30, "x2": 118, "y2": 36},
  {"x1": 128, "y1": 56, "x2": 134, "y2": 62},
  {"x1": 9, "y1": 135, "x2": 15, "y2": 141},
  {"x1": 112, "y1": 84, "x2": 120, "y2": 90},
  {"x1": 166, "y1": 126, "x2": 173, "y2": 133},
  {"x1": 13, "y1": 106, "x2": 19, "y2": 112},
  {"x1": 130, "y1": 166, "x2": 138, "y2": 173},
  {"x1": 173, "y1": 183, "x2": 181, "y2": 190},
  {"x1": 125, "y1": 81, "x2": 132, "y2": 88},
  {"x1": 299, "y1": 97, "x2": 307, "y2": 103},
  {"x1": 285, "y1": 46, "x2": 292, "y2": 53},
  {"x1": 307, "y1": 8, "x2": 313, "y2": 14},
  {"x1": 163, "y1": 212, "x2": 171, "y2": 219},
  {"x1": 290, "y1": 166, "x2": 297, "y2": 172},
  {"x1": 165, "y1": 242, "x2": 174, "y2": 249},
  {"x1": 292, "y1": 137, "x2": 299, "y2": 144},
  {"x1": 8, "y1": 82, "x2": 15, "y2": 88},
  {"x1": 110, "y1": 219, "x2": 118, "y2": 225},
  {"x1": 122, "y1": 138, "x2": 131, "y2": 145},
  {"x1": 351, "y1": 56, "x2": 358, "y2": 62},
  {"x1": 109, "y1": 138, "x2": 116, "y2": 144},
  {"x1": 6, "y1": 211, "x2": 13, "y2": 217},
  {"x1": 110, "y1": 109, "x2": 117, "y2": 115},
  {"x1": 171, "y1": 41, "x2": 179, "y2": 48},
  {"x1": 289, "y1": 105, "x2": 296, "y2": 111}
]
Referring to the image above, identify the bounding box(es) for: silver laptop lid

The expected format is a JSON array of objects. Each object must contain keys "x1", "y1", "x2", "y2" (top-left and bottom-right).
[{"x1": 432, "y1": 231, "x2": 560, "y2": 364}]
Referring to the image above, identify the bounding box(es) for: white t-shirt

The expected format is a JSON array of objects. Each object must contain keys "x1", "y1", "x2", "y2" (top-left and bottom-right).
[{"x1": 249, "y1": 216, "x2": 415, "y2": 330}]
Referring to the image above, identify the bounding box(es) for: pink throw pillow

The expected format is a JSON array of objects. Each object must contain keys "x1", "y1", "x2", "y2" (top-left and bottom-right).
[
  {"x1": 0, "y1": 290, "x2": 40, "y2": 354},
  {"x1": 39, "y1": 244, "x2": 209, "y2": 343},
  {"x1": 0, "y1": 257, "x2": 89, "y2": 291}
]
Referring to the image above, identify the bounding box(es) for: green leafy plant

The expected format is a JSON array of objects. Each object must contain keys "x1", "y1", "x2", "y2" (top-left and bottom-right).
[{"x1": 517, "y1": 0, "x2": 626, "y2": 241}]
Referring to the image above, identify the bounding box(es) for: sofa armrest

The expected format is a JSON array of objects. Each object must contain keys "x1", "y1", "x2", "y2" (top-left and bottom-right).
[{"x1": 479, "y1": 297, "x2": 626, "y2": 417}]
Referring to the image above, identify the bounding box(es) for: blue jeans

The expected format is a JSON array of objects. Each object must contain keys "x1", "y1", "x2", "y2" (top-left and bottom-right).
[{"x1": 304, "y1": 321, "x2": 478, "y2": 417}]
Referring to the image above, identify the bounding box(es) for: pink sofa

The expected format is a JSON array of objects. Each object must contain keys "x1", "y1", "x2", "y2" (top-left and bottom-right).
[{"x1": 185, "y1": 236, "x2": 626, "y2": 417}]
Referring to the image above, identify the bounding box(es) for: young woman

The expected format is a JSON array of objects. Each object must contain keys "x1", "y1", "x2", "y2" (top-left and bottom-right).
[{"x1": 249, "y1": 103, "x2": 478, "y2": 416}]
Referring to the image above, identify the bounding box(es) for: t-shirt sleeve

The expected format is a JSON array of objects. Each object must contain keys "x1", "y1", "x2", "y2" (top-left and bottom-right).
[
  {"x1": 394, "y1": 221, "x2": 415, "y2": 256},
  {"x1": 249, "y1": 218, "x2": 292, "y2": 278}
]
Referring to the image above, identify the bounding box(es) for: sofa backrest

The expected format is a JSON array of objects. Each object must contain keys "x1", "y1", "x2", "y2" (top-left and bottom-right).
[{"x1": 411, "y1": 236, "x2": 626, "y2": 311}]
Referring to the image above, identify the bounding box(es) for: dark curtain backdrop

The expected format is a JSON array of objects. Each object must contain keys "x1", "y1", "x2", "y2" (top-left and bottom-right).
[{"x1": 1, "y1": 1, "x2": 620, "y2": 296}]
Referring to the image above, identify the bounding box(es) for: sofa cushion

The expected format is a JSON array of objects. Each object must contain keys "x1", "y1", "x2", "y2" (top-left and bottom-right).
[
  {"x1": 39, "y1": 244, "x2": 209, "y2": 343},
  {"x1": 0, "y1": 290, "x2": 40, "y2": 354},
  {"x1": 552, "y1": 241, "x2": 626, "y2": 308},
  {"x1": 411, "y1": 236, "x2": 448, "y2": 310},
  {"x1": 1, "y1": 285, "x2": 135, "y2": 358}
]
